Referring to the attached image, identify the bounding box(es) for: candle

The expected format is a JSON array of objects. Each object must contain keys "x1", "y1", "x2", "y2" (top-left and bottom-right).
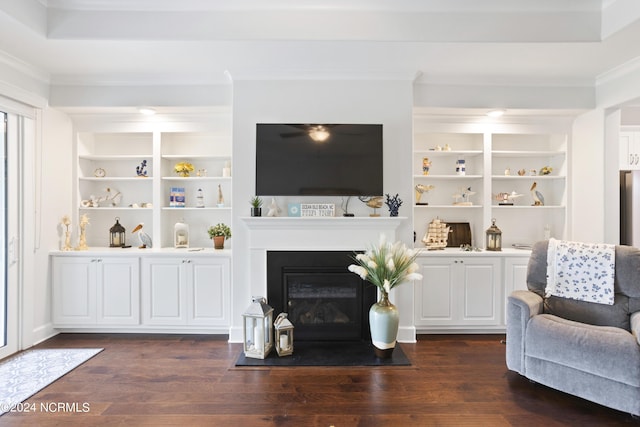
[
  {"x1": 279, "y1": 334, "x2": 288, "y2": 349},
  {"x1": 254, "y1": 325, "x2": 264, "y2": 352}
]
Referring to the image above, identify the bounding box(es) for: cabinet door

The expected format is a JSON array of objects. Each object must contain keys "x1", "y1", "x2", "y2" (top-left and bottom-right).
[
  {"x1": 96, "y1": 258, "x2": 140, "y2": 325},
  {"x1": 141, "y1": 258, "x2": 187, "y2": 325},
  {"x1": 187, "y1": 258, "x2": 230, "y2": 326},
  {"x1": 415, "y1": 258, "x2": 456, "y2": 326},
  {"x1": 621, "y1": 132, "x2": 640, "y2": 170},
  {"x1": 503, "y1": 256, "x2": 530, "y2": 324},
  {"x1": 52, "y1": 257, "x2": 96, "y2": 325},
  {"x1": 458, "y1": 258, "x2": 501, "y2": 326}
]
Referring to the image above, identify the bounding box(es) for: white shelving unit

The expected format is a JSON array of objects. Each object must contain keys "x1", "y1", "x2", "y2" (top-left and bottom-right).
[
  {"x1": 74, "y1": 122, "x2": 232, "y2": 249},
  {"x1": 413, "y1": 132, "x2": 487, "y2": 248},
  {"x1": 412, "y1": 119, "x2": 569, "y2": 249}
]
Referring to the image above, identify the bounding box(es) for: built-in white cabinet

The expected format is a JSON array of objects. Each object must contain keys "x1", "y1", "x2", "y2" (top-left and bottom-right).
[
  {"x1": 620, "y1": 130, "x2": 640, "y2": 170},
  {"x1": 51, "y1": 251, "x2": 231, "y2": 332},
  {"x1": 503, "y1": 255, "x2": 530, "y2": 318},
  {"x1": 52, "y1": 255, "x2": 140, "y2": 326},
  {"x1": 141, "y1": 256, "x2": 230, "y2": 327},
  {"x1": 414, "y1": 254, "x2": 503, "y2": 331}
]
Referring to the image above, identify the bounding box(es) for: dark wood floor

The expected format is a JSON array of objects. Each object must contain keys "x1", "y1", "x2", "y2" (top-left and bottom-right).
[{"x1": 1, "y1": 333, "x2": 638, "y2": 426}]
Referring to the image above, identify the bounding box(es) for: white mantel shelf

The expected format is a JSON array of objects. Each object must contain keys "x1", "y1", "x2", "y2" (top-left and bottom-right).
[
  {"x1": 240, "y1": 216, "x2": 406, "y2": 230},
  {"x1": 240, "y1": 216, "x2": 407, "y2": 252}
]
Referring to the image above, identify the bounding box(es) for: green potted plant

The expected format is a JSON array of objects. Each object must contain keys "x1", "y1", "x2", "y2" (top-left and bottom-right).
[
  {"x1": 250, "y1": 196, "x2": 263, "y2": 217},
  {"x1": 207, "y1": 223, "x2": 231, "y2": 249}
]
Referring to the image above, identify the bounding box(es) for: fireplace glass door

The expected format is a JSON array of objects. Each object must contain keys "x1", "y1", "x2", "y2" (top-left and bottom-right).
[{"x1": 285, "y1": 272, "x2": 365, "y2": 341}]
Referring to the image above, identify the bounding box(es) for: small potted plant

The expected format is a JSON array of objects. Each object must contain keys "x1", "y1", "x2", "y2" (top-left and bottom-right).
[
  {"x1": 207, "y1": 223, "x2": 231, "y2": 249},
  {"x1": 250, "y1": 196, "x2": 263, "y2": 217}
]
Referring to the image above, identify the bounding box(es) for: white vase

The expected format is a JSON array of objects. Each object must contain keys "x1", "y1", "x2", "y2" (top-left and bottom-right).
[{"x1": 369, "y1": 291, "x2": 399, "y2": 359}]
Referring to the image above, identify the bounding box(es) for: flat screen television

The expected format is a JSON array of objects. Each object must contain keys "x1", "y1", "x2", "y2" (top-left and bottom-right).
[{"x1": 255, "y1": 124, "x2": 383, "y2": 196}]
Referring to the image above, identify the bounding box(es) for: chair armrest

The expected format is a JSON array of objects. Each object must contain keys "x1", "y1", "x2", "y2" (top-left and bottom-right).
[
  {"x1": 506, "y1": 290, "x2": 544, "y2": 375},
  {"x1": 631, "y1": 312, "x2": 640, "y2": 346},
  {"x1": 509, "y1": 290, "x2": 544, "y2": 318}
]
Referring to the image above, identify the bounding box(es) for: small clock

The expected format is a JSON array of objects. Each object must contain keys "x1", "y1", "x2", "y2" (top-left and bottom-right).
[{"x1": 94, "y1": 168, "x2": 106, "y2": 178}]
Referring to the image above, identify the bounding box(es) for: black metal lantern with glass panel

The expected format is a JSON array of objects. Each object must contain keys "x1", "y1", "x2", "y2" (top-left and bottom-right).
[{"x1": 109, "y1": 217, "x2": 126, "y2": 247}]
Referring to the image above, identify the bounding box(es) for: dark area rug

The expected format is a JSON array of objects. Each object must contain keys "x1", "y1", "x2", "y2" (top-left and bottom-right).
[{"x1": 235, "y1": 341, "x2": 411, "y2": 367}]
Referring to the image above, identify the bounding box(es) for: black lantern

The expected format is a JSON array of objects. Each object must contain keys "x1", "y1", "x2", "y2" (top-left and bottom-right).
[
  {"x1": 485, "y1": 218, "x2": 502, "y2": 251},
  {"x1": 109, "y1": 217, "x2": 126, "y2": 247}
]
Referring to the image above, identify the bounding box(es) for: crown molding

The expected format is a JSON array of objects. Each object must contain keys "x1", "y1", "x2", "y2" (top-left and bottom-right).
[
  {"x1": 225, "y1": 68, "x2": 421, "y2": 82},
  {"x1": 596, "y1": 55, "x2": 640, "y2": 86},
  {"x1": 0, "y1": 49, "x2": 50, "y2": 84}
]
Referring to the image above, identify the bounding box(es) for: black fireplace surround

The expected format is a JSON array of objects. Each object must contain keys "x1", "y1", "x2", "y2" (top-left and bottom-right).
[{"x1": 266, "y1": 251, "x2": 376, "y2": 342}]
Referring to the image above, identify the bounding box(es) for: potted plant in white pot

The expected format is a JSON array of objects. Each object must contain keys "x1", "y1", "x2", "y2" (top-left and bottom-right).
[
  {"x1": 250, "y1": 196, "x2": 263, "y2": 217},
  {"x1": 207, "y1": 223, "x2": 231, "y2": 249}
]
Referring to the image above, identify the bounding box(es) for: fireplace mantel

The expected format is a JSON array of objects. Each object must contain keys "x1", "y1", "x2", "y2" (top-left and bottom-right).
[{"x1": 240, "y1": 216, "x2": 406, "y2": 250}]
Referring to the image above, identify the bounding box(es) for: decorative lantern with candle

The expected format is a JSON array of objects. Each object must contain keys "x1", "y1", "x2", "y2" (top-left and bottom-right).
[
  {"x1": 109, "y1": 217, "x2": 126, "y2": 247},
  {"x1": 485, "y1": 218, "x2": 502, "y2": 251},
  {"x1": 274, "y1": 313, "x2": 294, "y2": 357},
  {"x1": 242, "y1": 296, "x2": 274, "y2": 359},
  {"x1": 174, "y1": 219, "x2": 189, "y2": 248}
]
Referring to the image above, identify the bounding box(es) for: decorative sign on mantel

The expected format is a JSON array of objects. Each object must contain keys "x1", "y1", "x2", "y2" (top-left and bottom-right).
[{"x1": 299, "y1": 203, "x2": 335, "y2": 217}]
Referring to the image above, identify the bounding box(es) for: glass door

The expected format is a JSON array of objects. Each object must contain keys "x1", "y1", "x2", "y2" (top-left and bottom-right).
[
  {"x1": 0, "y1": 111, "x2": 18, "y2": 360},
  {"x1": 0, "y1": 112, "x2": 6, "y2": 353}
]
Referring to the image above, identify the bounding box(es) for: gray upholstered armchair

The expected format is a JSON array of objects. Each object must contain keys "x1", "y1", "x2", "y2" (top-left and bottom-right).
[{"x1": 506, "y1": 240, "x2": 640, "y2": 416}]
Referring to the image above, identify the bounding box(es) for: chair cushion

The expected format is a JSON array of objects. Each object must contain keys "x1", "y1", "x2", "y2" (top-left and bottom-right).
[{"x1": 525, "y1": 314, "x2": 640, "y2": 387}]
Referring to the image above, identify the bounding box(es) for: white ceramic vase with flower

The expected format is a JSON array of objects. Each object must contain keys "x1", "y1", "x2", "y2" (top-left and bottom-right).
[{"x1": 348, "y1": 235, "x2": 422, "y2": 358}]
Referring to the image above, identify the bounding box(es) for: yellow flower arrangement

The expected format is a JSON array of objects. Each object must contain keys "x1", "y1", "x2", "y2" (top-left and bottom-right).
[{"x1": 174, "y1": 162, "x2": 195, "y2": 177}]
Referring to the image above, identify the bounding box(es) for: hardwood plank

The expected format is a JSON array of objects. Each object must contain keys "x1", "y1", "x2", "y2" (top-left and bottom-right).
[{"x1": 0, "y1": 333, "x2": 635, "y2": 426}]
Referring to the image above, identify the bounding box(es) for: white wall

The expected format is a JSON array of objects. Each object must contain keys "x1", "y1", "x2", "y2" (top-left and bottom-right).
[
  {"x1": 571, "y1": 109, "x2": 606, "y2": 242},
  {"x1": 229, "y1": 78, "x2": 415, "y2": 342},
  {"x1": 22, "y1": 107, "x2": 73, "y2": 346}
]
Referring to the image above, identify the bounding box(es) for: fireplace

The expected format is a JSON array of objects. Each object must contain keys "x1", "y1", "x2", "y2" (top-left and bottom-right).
[{"x1": 267, "y1": 251, "x2": 377, "y2": 341}]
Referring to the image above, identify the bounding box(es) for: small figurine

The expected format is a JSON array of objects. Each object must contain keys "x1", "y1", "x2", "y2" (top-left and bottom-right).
[
  {"x1": 539, "y1": 166, "x2": 553, "y2": 175},
  {"x1": 385, "y1": 194, "x2": 403, "y2": 217},
  {"x1": 217, "y1": 184, "x2": 224, "y2": 207},
  {"x1": 504, "y1": 167, "x2": 511, "y2": 176},
  {"x1": 415, "y1": 184, "x2": 435, "y2": 205},
  {"x1": 422, "y1": 157, "x2": 431, "y2": 175},
  {"x1": 530, "y1": 182, "x2": 545, "y2": 206},
  {"x1": 422, "y1": 217, "x2": 450, "y2": 250},
  {"x1": 80, "y1": 187, "x2": 122, "y2": 207},
  {"x1": 75, "y1": 214, "x2": 90, "y2": 251},
  {"x1": 132, "y1": 223, "x2": 152, "y2": 248},
  {"x1": 267, "y1": 197, "x2": 281, "y2": 217},
  {"x1": 358, "y1": 196, "x2": 383, "y2": 217},
  {"x1": 61, "y1": 215, "x2": 73, "y2": 251},
  {"x1": 453, "y1": 187, "x2": 475, "y2": 206},
  {"x1": 136, "y1": 160, "x2": 148, "y2": 177},
  {"x1": 494, "y1": 191, "x2": 523, "y2": 206}
]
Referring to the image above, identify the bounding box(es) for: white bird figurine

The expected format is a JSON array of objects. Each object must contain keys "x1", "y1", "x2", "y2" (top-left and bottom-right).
[
  {"x1": 452, "y1": 187, "x2": 475, "y2": 206},
  {"x1": 132, "y1": 223, "x2": 152, "y2": 248},
  {"x1": 530, "y1": 182, "x2": 544, "y2": 206}
]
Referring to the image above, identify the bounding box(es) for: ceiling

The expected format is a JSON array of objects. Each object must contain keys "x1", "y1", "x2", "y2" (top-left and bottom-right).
[{"x1": 1, "y1": 0, "x2": 640, "y2": 91}]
